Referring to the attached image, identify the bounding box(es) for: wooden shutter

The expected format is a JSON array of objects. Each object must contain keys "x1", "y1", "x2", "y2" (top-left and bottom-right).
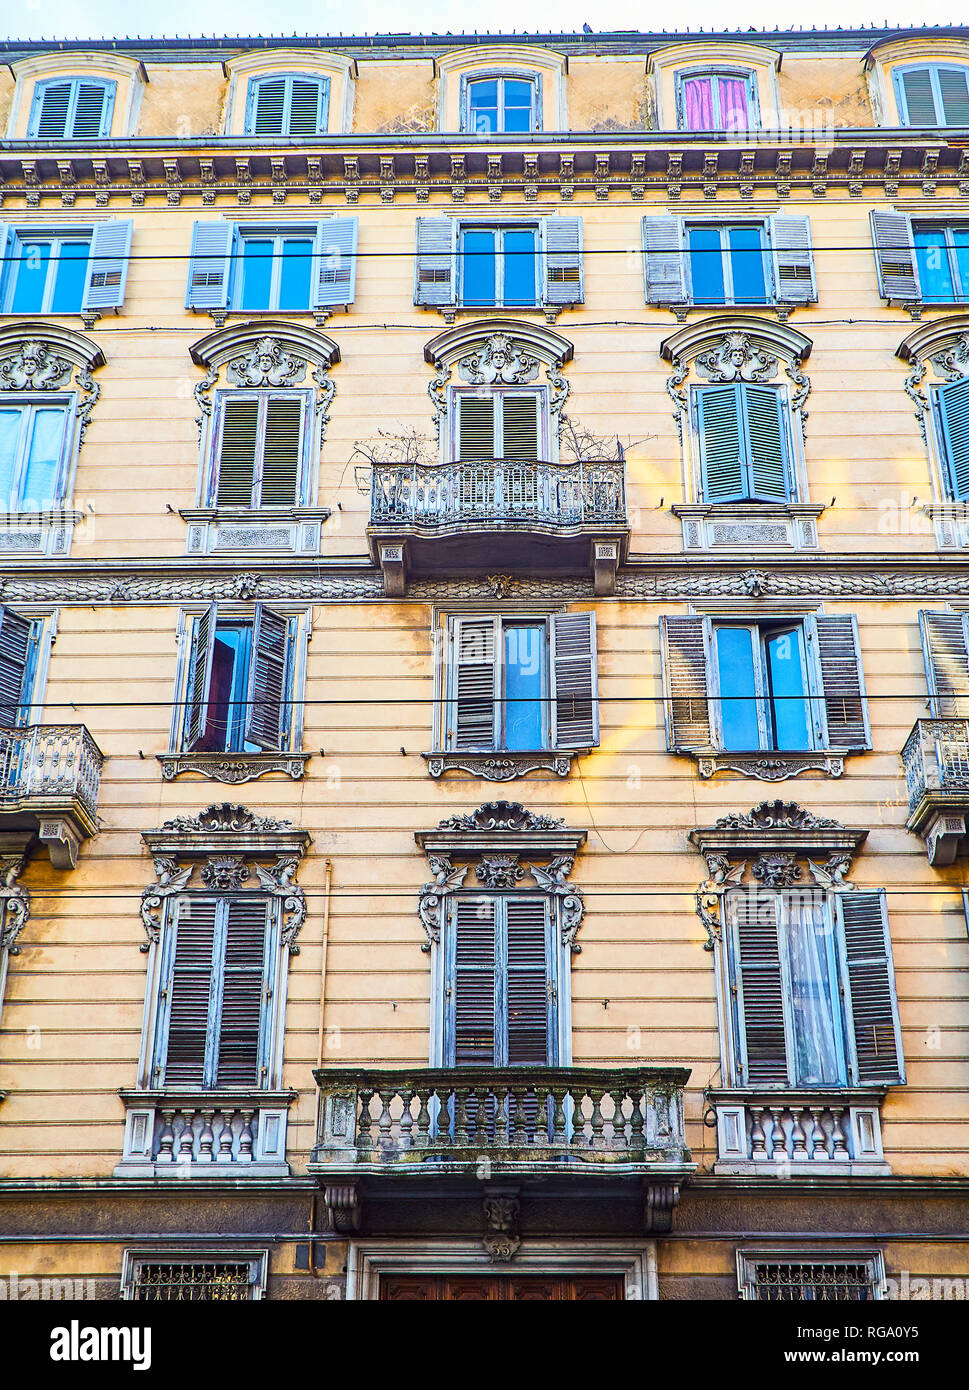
[
  {"x1": 0, "y1": 608, "x2": 33, "y2": 727},
  {"x1": 919, "y1": 609, "x2": 969, "y2": 717},
  {"x1": 82, "y1": 218, "x2": 133, "y2": 311},
  {"x1": 542, "y1": 216, "x2": 583, "y2": 306},
  {"x1": 900, "y1": 67, "x2": 940, "y2": 125},
  {"x1": 935, "y1": 378, "x2": 969, "y2": 500},
  {"x1": 185, "y1": 604, "x2": 217, "y2": 751},
  {"x1": 216, "y1": 899, "x2": 271, "y2": 1087},
  {"x1": 870, "y1": 210, "x2": 920, "y2": 301},
  {"x1": 743, "y1": 385, "x2": 790, "y2": 502},
  {"x1": 32, "y1": 81, "x2": 73, "y2": 138},
  {"x1": 550, "y1": 611, "x2": 598, "y2": 748},
  {"x1": 505, "y1": 898, "x2": 551, "y2": 1065},
  {"x1": 729, "y1": 891, "x2": 789, "y2": 1086},
  {"x1": 642, "y1": 215, "x2": 688, "y2": 304},
  {"x1": 185, "y1": 221, "x2": 234, "y2": 311},
  {"x1": 939, "y1": 67, "x2": 969, "y2": 125},
  {"x1": 660, "y1": 615, "x2": 712, "y2": 750},
  {"x1": 415, "y1": 217, "x2": 457, "y2": 307},
  {"x1": 769, "y1": 215, "x2": 816, "y2": 305},
  {"x1": 697, "y1": 385, "x2": 745, "y2": 502},
  {"x1": 72, "y1": 81, "x2": 113, "y2": 138},
  {"x1": 215, "y1": 397, "x2": 259, "y2": 506},
  {"x1": 450, "y1": 617, "x2": 497, "y2": 750},
  {"x1": 250, "y1": 77, "x2": 287, "y2": 134},
  {"x1": 244, "y1": 606, "x2": 289, "y2": 750},
  {"x1": 258, "y1": 396, "x2": 303, "y2": 505},
  {"x1": 163, "y1": 898, "x2": 219, "y2": 1087},
  {"x1": 501, "y1": 394, "x2": 539, "y2": 461},
  {"x1": 289, "y1": 76, "x2": 327, "y2": 135},
  {"x1": 836, "y1": 891, "x2": 905, "y2": 1086},
  {"x1": 813, "y1": 613, "x2": 870, "y2": 750},
  {"x1": 452, "y1": 897, "x2": 497, "y2": 1065},
  {"x1": 457, "y1": 395, "x2": 496, "y2": 461},
  {"x1": 313, "y1": 217, "x2": 358, "y2": 309}
]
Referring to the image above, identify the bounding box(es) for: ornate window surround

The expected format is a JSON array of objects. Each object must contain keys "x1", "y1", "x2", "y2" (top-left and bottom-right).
[
  {"x1": 435, "y1": 46, "x2": 568, "y2": 134},
  {"x1": 6, "y1": 51, "x2": 147, "y2": 140},
  {"x1": 646, "y1": 43, "x2": 781, "y2": 133},
  {"x1": 221, "y1": 49, "x2": 356, "y2": 137},
  {"x1": 897, "y1": 316, "x2": 969, "y2": 549},
  {"x1": 864, "y1": 36, "x2": 969, "y2": 127},
  {"x1": 660, "y1": 316, "x2": 821, "y2": 555},
  {"x1": 185, "y1": 321, "x2": 338, "y2": 558}
]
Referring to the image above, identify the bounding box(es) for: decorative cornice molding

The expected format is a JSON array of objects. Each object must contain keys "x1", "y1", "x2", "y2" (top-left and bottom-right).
[
  {"x1": 660, "y1": 315, "x2": 812, "y2": 369},
  {"x1": 423, "y1": 750, "x2": 574, "y2": 781},
  {"x1": 158, "y1": 751, "x2": 310, "y2": 783},
  {"x1": 0, "y1": 323, "x2": 105, "y2": 446},
  {"x1": 425, "y1": 319, "x2": 573, "y2": 372}
]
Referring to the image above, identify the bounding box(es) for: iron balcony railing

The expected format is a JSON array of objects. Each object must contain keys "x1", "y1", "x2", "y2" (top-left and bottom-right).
[
  {"x1": 0, "y1": 724, "x2": 102, "y2": 824},
  {"x1": 902, "y1": 718, "x2": 969, "y2": 813}
]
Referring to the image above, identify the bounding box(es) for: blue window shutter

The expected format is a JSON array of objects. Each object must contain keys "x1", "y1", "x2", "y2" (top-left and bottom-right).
[
  {"x1": 185, "y1": 220, "x2": 234, "y2": 310},
  {"x1": 741, "y1": 384, "x2": 791, "y2": 502},
  {"x1": 505, "y1": 897, "x2": 553, "y2": 1065},
  {"x1": 72, "y1": 80, "x2": 114, "y2": 138},
  {"x1": 768, "y1": 215, "x2": 816, "y2": 305},
  {"x1": 870, "y1": 209, "x2": 920, "y2": 301},
  {"x1": 249, "y1": 77, "x2": 286, "y2": 134},
  {"x1": 312, "y1": 216, "x2": 357, "y2": 309},
  {"x1": 289, "y1": 76, "x2": 327, "y2": 135},
  {"x1": 160, "y1": 897, "x2": 220, "y2": 1087},
  {"x1": 542, "y1": 216, "x2": 583, "y2": 306},
  {"x1": 449, "y1": 616, "x2": 498, "y2": 751},
  {"x1": 185, "y1": 603, "x2": 217, "y2": 751},
  {"x1": 82, "y1": 218, "x2": 133, "y2": 311},
  {"x1": 812, "y1": 613, "x2": 870, "y2": 750},
  {"x1": 835, "y1": 891, "x2": 905, "y2": 1087},
  {"x1": 660, "y1": 614, "x2": 712, "y2": 750},
  {"x1": 450, "y1": 896, "x2": 498, "y2": 1065},
  {"x1": 415, "y1": 217, "x2": 457, "y2": 306},
  {"x1": 642, "y1": 215, "x2": 687, "y2": 304},
  {"x1": 897, "y1": 66, "x2": 940, "y2": 125},
  {"x1": 0, "y1": 607, "x2": 34, "y2": 727},
  {"x1": 697, "y1": 384, "x2": 745, "y2": 501},
  {"x1": 217, "y1": 898, "x2": 272, "y2": 1087},
  {"x1": 936, "y1": 378, "x2": 969, "y2": 500},
  {"x1": 550, "y1": 610, "x2": 598, "y2": 749},
  {"x1": 727, "y1": 891, "x2": 789, "y2": 1086},
  {"x1": 244, "y1": 605, "x2": 290, "y2": 752},
  {"x1": 939, "y1": 67, "x2": 969, "y2": 125},
  {"x1": 30, "y1": 80, "x2": 72, "y2": 138},
  {"x1": 918, "y1": 609, "x2": 969, "y2": 718}
]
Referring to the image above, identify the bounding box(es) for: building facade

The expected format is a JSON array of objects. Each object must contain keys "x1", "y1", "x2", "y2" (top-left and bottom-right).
[{"x1": 0, "y1": 25, "x2": 968, "y2": 1301}]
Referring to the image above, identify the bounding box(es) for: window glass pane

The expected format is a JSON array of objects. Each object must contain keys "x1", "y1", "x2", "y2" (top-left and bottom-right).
[
  {"x1": 11, "y1": 240, "x2": 50, "y2": 313},
  {"x1": 50, "y1": 240, "x2": 91, "y2": 313},
  {"x1": 952, "y1": 227, "x2": 969, "y2": 299},
  {"x1": 277, "y1": 236, "x2": 313, "y2": 311},
  {"x1": 502, "y1": 229, "x2": 537, "y2": 305},
  {"x1": 914, "y1": 226, "x2": 955, "y2": 302},
  {"x1": 502, "y1": 80, "x2": 534, "y2": 132},
  {"x1": 785, "y1": 896, "x2": 844, "y2": 1086},
  {"x1": 504, "y1": 624, "x2": 545, "y2": 750},
  {"x1": 0, "y1": 409, "x2": 24, "y2": 504},
  {"x1": 682, "y1": 76, "x2": 714, "y2": 130},
  {"x1": 22, "y1": 407, "x2": 66, "y2": 508},
  {"x1": 204, "y1": 624, "x2": 254, "y2": 753},
  {"x1": 239, "y1": 238, "x2": 273, "y2": 311},
  {"x1": 468, "y1": 80, "x2": 499, "y2": 134},
  {"x1": 727, "y1": 225, "x2": 767, "y2": 303},
  {"x1": 688, "y1": 226, "x2": 726, "y2": 303},
  {"x1": 716, "y1": 627, "x2": 760, "y2": 750},
  {"x1": 717, "y1": 76, "x2": 750, "y2": 131},
  {"x1": 765, "y1": 628, "x2": 811, "y2": 751},
  {"x1": 461, "y1": 230, "x2": 496, "y2": 305}
]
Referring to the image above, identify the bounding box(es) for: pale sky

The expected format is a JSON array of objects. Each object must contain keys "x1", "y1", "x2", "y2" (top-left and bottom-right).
[{"x1": 1, "y1": 0, "x2": 966, "y2": 43}]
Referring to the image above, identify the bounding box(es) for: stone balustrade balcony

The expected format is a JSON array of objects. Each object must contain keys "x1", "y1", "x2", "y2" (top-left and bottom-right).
[
  {"x1": 902, "y1": 717, "x2": 969, "y2": 864},
  {"x1": 710, "y1": 1089, "x2": 889, "y2": 1177},
  {"x1": 0, "y1": 723, "x2": 103, "y2": 868},
  {"x1": 115, "y1": 1089, "x2": 296, "y2": 1178}
]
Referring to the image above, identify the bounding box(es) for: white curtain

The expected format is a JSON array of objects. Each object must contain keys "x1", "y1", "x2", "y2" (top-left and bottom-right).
[{"x1": 784, "y1": 894, "x2": 842, "y2": 1085}]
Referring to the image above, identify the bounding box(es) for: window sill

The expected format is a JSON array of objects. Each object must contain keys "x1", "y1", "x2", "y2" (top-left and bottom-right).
[
  {"x1": 423, "y1": 749, "x2": 579, "y2": 781},
  {"x1": 688, "y1": 749, "x2": 847, "y2": 781},
  {"x1": 116, "y1": 1088, "x2": 297, "y2": 1179},
  {"x1": 708, "y1": 1087, "x2": 890, "y2": 1177},
  {"x1": 201, "y1": 307, "x2": 339, "y2": 328},
  {"x1": 158, "y1": 751, "x2": 310, "y2": 784},
  {"x1": 0, "y1": 509, "x2": 84, "y2": 557},
  {"x1": 672, "y1": 501, "x2": 824, "y2": 552},
  {"x1": 424, "y1": 303, "x2": 564, "y2": 325},
  {"x1": 920, "y1": 501, "x2": 969, "y2": 550},
  {"x1": 661, "y1": 299, "x2": 804, "y2": 323},
  {"x1": 180, "y1": 506, "x2": 331, "y2": 557}
]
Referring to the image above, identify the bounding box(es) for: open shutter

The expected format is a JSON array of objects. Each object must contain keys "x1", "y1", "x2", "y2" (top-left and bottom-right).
[
  {"x1": 836, "y1": 891, "x2": 905, "y2": 1086},
  {"x1": 743, "y1": 385, "x2": 790, "y2": 502},
  {"x1": 451, "y1": 617, "x2": 498, "y2": 750},
  {"x1": 185, "y1": 604, "x2": 217, "y2": 752},
  {"x1": 259, "y1": 395, "x2": 303, "y2": 505},
  {"x1": 245, "y1": 606, "x2": 289, "y2": 751},
  {"x1": 31, "y1": 81, "x2": 72, "y2": 138},
  {"x1": 660, "y1": 615, "x2": 712, "y2": 750},
  {"x1": 82, "y1": 218, "x2": 133, "y2": 312},
  {"x1": 415, "y1": 217, "x2": 457, "y2": 307},
  {"x1": 214, "y1": 397, "x2": 259, "y2": 506},
  {"x1": 729, "y1": 891, "x2": 789, "y2": 1086},
  {"x1": 935, "y1": 378, "x2": 969, "y2": 500},
  {"x1": 501, "y1": 394, "x2": 539, "y2": 461},
  {"x1": 456, "y1": 394, "x2": 496, "y2": 461},
  {"x1": 769, "y1": 215, "x2": 816, "y2": 305},
  {"x1": 452, "y1": 896, "x2": 497, "y2": 1065},
  {"x1": 505, "y1": 898, "x2": 552, "y2": 1065},
  {"x1": 550, "y1": 611, "x2": 598, "y2": 749},
  {"x1": 919, "y1": 609, "x2": 969, "y2": 717},
  {"x1": 186, "y1": 220, "x2": 234, "y2": 311},
  {"x1": 313, "y1": 216, "x2": 357, "y2": 309},
  {"x1": 162, "y1": 898, "x2": 218, "y2": 1087},
  {"x1": 899, "y1": 67, "x2": 940, "y2": 125},
  {"x1": 642, "y1": 215, "x2": 688, "y2": 305},
  {"x1": 939, "y1": 67, "x2": 969, "y2": 125},
  {"x1": 72, "y1": 81, "x2": 114, "y2": 138},
  {"x1": 813, "y1": 613, "x2": 870, "y2": 750},
  {"x1": 250, "y1": 77, "x2": 287, "y2": 134},
  {"x1": 216, "y1": 899, "x2": 271, "y2": 1087},
  {"x1": 0, "y1": 608, "x2": 33, "y2": 727},
  {"x1": 697, "y1": 385, "x2": 745, "y2": 502},
  {"x1": 870, "y1": 210, "x2": 920, "y2": 301},
  {"x1": 542, "y1": 216, "x2": 583, "y2": 306}
]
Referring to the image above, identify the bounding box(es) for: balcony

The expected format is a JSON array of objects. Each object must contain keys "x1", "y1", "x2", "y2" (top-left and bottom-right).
[
  {"x1": 710, "y1": 1090, "x2": 889, "y2": 1177},
  {"x1": 115, "y1": 1089, "x2": 296, "y2": 1178},
  {"x1": 0, "y1": 724, "x2": 103, "y2": 868},
  {"x1": 367, "y1": 458, "x2": 628, "y2": 596},
  {"x1": 902, "y1": 718, "x2": 969, "y2": 864}
]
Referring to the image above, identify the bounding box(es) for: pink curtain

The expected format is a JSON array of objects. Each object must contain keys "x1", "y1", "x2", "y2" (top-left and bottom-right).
[
  {"x1": 718, "y1": 77, "x2": 750, "y2": 131},
  {"x1": 682, "y1": 77, "x2": 714, "y2": 130}
]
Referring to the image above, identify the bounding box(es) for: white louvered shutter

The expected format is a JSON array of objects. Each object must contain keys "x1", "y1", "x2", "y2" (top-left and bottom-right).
[
  {"x1": 0, "y1": 608, "x2": 33, "y2": 727},
  {"x1": 214, "y1": 398, "x2": 259, "y2": 506},
  {"x1": 542, "y1": 216, "x2": 583, "y2": 306},
  {"x1": 505, "y1": 898, "x2": 552, "y2": 1065},
  {"x1": 919, "y1": 610, "x2": 969, "y2": 717},
  {"x1": 900, "y1": 67, "x2": 940, "y2": 125},
  {"x1": 415, "y1": 217, "x2": 457, "y2": 307},
  {"x1": 743, "y1": 386, "x2": 790, "y2": 502},
  {"x1": 313, "y1": 216, "x2": 357, "y2": 309},
  {"x1": 661, "y1": 615, "x2": 712, "y2": 750},
  {"x1": 936, "y1": 378, "x2": 969, "y2": 500},
  {"x1": 642, "y1": 215, "x2": 688, "y2": 304},
  {"x1": 259, "y1": 395, "x2": 303, "y2": 505},
  {"x1": 456, "y1": 394, "x2": 496, "y2": 461},
  {"x1": 451, "y1": 617, "x2": 498, "y2": 750},
  {"x1": 769, "y1": 215, "x2": 816, "y2": 305},
  {"x1": 550, "y1": 611, "x2": 598, "y2": 749},
  {"x1": 216, "y1": 899, "x2": 272, "y2": 1087},
  {"x1": 938, "y1": 67, "x2": 969, "y2": 125},
  {"x1": 82, "y1": 219, "x2": 133, "y2": 311},
  {"x1": 185, "y1": 221, "x2": 234, "y2": 310},
  {"x1": 32, "y1": 81, "x2": 73, "y2": 138},
  {"x1": 836, "y1": 891, "x2": 905, "y2": 1086},
  {"x1": 697, "y1": 385, "x2": 745, "y2": 502},
  {"x1": 185, "y1": 604, "x2": 217, "y2": 751},
  {"x1": 452, "y1": 897, "x2": 497, "y2": 1065},
  {"x1": 729, "y1": 891, "x2": 789, "y2": 1086},
  {"x1": 812, "y1": 614, "x2": 870, "y2": 750},
  {"x1": 870, "y1": 210, "x2": 920, "y2": 301},
  {"x1": 501, "y1": 394, "x2": 540, "y2": 461},
  {"x1": 245, "y1": 606, "x2": 289, "y2": 751},
  {"x1": 162, "y1": 898, "x2": 219, "y2": 1086}
]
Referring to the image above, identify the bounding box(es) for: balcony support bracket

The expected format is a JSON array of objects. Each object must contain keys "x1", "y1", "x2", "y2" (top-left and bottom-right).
[
  {"x1": 39, "y1": 816, "x2": 82, "y2": 870},
  {"x1": 482, "y1": 1184, "x2": 521, "y2": 1262},
  {"x1": 324, "y1": 1181, "x2": 362, "y2": 1235},
  {"x1": 643, "y1": 1179, "x2": 681, "y2": 1234},
  {"x1": 593, "y1": 540, "x2": 619, "y2": 596},
  {"x1": 379, "y1": 542, "x2": 408, "y2": 597}
]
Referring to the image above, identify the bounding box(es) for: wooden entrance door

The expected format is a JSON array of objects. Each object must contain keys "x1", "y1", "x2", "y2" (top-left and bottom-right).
[{"x1": 380, "y1": 1274, "x2": 624, "y2": 1300}]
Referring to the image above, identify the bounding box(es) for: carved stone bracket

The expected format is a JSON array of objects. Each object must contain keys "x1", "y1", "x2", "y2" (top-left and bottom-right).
[
  {"x1": 323, "y1": 1181, "x2": 361, "y2": 1234},
  {"x1": 696, "y1": 751, "x2": 845, "y2": 781},
  {"x1": 643, "y1": 1180, "x2": 681, "y2": 1234},
  {"x1": 0, "y1": 325, "x2": 105, "y2": 448},
  {"x1": 158, "y1": 752, "x2": 310, "y2": 784},
  {"x1": 0, "y1": 850, "x2": 31, "y2": 956},
  {"x1": 482, "y1": 1187, "x2": 521, "y2": 1262},
  {"x1": 422, "y1": 750, "x2": 574, "y2": 782}
]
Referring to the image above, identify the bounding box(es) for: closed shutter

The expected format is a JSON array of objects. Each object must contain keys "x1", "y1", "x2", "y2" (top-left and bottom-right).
[
  {"x1": 82, "y1": 218, "x2": 133, "y2": 311},
  {"x1": 258, "y1": 396, "x2": 303, "y2": 505},
  {"x1": 215, "y1": 398, "x2": 259, "y2": 506},
  {"x1": 900, "y1": 67, "x2": 940, "y2": 125},
  {"x1": 457, "y1": 395, "x2": 496, "y2": 461},
  {"x1": 450, "y1": 617, "x2": 497, "y2": 750},
  {"x1": 813, "y1": 613, "x2": 870, "y2": 750},
  {"x1": 550, "y1": 610, "x2": 598, "y2": 748},
  {"x1": 870, "y1": 210, "x2": 920, "y2": 301},
  {"x1": 660, "y1": 615, "x2": 712, "y2": 750},
  {"x1": 415, "y1": 217, "x2": 457, "y2": 307},
  {"x1": 313, "y1": 216, "x2": 357, "y2": 309},
  {"x1": 939, "y1": 67, "x2": 969, "y2": 125},
  {"x1": 836, "y1": 891, "x2": 905, "y2": 1086},
  {"x1": 216, "y1": 899, "x2": 271, "y2": 1086},
  {"x1": 72, "y1": 82, "x2": 113, "y2": 138},
  {"x1": 542, "y1": 216, "x2": 583, "y2": 306},
  {"x1": 729, "y1": 891, "x2": 789, "y2": 1086},
  {"x1": 505, "y1": 898, "x2": 551, "y2": 1065},
  {"x1": 32, "y1": 81, "x2": 73, "y2": 138},
  {"x1": 452, "y1": 897, "x2": 497, "y2": 1064},
  {"x1": 769, "y1": 215, "x2": 816, "y2": 305},
  {"x1": 185, "y1": 221, "x2": 234, "y2": 311},
  {"x1": 250, "y1": 77, "x2": 286, "y2": 134},
  {"x1": 244, "y1": 606, "x2": 289, "y2": 751},
  {"x1": 501, "y1": 394, "x2": 539, "y2": 460},
  {"x1": 289, "y1": 77, "x2": 327, "y2": 135},
  {"x1": 162, "y1": 898, "x2": 219, "y2": 1087},
  {"x1": 642, "y1": 215, "x2": 688, "y2": 304},
  {"x1": 0, "y1": 607, "x2": 33, "y2": 726},
  {"x1": 743, "y1": 385, "x2": 790, "y2": 502},
  {"x1": 697, "y1": 385, "x2": 745, "y2": 502},
  {"x1": 0, "y1": 224, "x2": 8, "y2": 279},
  {"x1": 919, "y1": 609, "x2": 969, "y2": 717},
  {"x1": 935, "y1": 378, "x2": 969, "y2": 500},
  {"x1": 185, "y1": 604, "x2": 217, "y2": 751}
]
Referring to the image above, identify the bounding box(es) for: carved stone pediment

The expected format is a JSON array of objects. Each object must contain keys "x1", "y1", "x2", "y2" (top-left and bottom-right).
[
  {"x1": 224, "y1": 336, "x2": 307, "y2": 388},
  {"x1": 897, "y1": 319, "x2": 969, "y2": 441},
  {"x1": 0, "y1": 323, "x2": 105, "y2": 447},
  {"x1": 694, "y1": 332, "x2": 778, "y2": 385}
]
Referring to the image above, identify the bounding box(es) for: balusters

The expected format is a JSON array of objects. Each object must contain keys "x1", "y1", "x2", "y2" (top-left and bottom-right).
[
  {"x1": 415, "y1": 1089, "x2": 431, "y2": 1148},
  {"x1": 552, "y1": 1087, "x2": 568, "y2": 1146},
  {"x1": 831, "y1": 1107, "x2": 850, "y2": 1160},
  {"x1": 590, "y1": 1089, "x2": 607, "y2": 1149},
  {"x1": 156, "y1": 1109, "x2": 176, "y2": 1163},
  {"x1": 630, "y1": 1088, "x2": 647, "y2": 1150},
  {"x1": 399, "y1": 1088, "x2": 414, "y2": 1150},
  {"x1": 356, "y1": 1087, "x2": 375, "y2": 1156},
  {"x1": 769, "y1": 1108, "x2": 787, "y2": 1162},
  {"x1": 790, "y1": 1109, "x2": 809, "y2": 1161},
  {"x1": 198, "y1": 1109, "x2": 215, "y2": 1163},
  {"x1": 177, "y1": 1109, "x2": 196, "y2": 1162},
  {"x1": 238, "y1": 1110, "x2": 254, "y2": 1163},
  {"x1": 494, "y1": 1086, "x2": 509, "y2": 1148},
  {"x1": 611, "y1": 1092, "x2": 627, "y2": 1148},
  {"x1": 809, "y1": 1107, "x2": 829, "y2": 1161},
  {"x1": 750, "y1": 1107, "x2": 768, "y2": 1161},
  {"x1": 454, "y1": 1088, "x2": 469, "y2": 1145},
  {"x1": 376, "y1": 1089, "x2": 394, "y2": 1151},
  {"x1": 217, "y1": 1110, "x2": 235, "y2": 1162},
  {"x1": 535, "y1": 1090, "x2": 549, "y2": 1145}
]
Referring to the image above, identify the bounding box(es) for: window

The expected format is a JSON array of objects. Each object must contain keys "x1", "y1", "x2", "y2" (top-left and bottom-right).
[
  {"x1": 415, "y1": 216, "x2": 583, "y2": 311},
  {"x1": 123, "y1": 1252, "x2": 267, "y2": 1301},
  {"x1": 676, "y1": 70, "x2": 756, "y2": 132},
  {"x1": 913, "y1": 222, "x2": 969, "y2": 304},
  {"x1": 460, "y1": 226, "x2": 538, "y2": 307},
  {"x1": 894, "y1": 63, "x2": 969, "y2": 126},
  {"x1": 185, "y1": 218, "x2": 358, "y2": 314},
  {"x1": 724, "y1": 888, "x2": 904, "y2": 1088},
  {"x1": 180, "y1": 604, "x2": 297, "y2": 755},
  {"x1": 713, "y1": 621, "x2": 812, "y2": 752},
  {"x1": 0, "y1": 606, "x2": 41, "y2": 727},
  {"x1": 206, "y1": 391, "x2": 311, "y2": 508},
  {"x1": 694, "y1": 383, "x2": 793, "y2": 504},
  {"x1": 643, "y1": 215, "x2": 815, "y2": 309},
  {"x1": 738, "y1": 1252, "x2": 884, "y2": 1302},
  {"x1": 444, "y1": 612, "x2": 598, "y2": 754},
  {"x1": 245, "y1": 74, "x2": 329, "y2": 136},
  {"x1": 933, "y1": 377, "x2": 969, "y2": 500},
  {"x1": 451, "y1": 387, "x2": 547, "y2": 462},
  {"x1": 688, "y1": 224, "x2": 767, "y2": 305},
  {"x1": 27, "y1": 77, "x2": 115, "y2": 139},
  {"x1": 0, "y1": 221, "x2": 133, "y2": 315},
  {"x1": 0, "y1": 400, "x2": 71, "y2": 510},
  {"x1": 919, "y1": 609, "x2": 969, "y2": 717},
  {"x1": 464, "y1": 75, "x2": 539, "y2": 134}
]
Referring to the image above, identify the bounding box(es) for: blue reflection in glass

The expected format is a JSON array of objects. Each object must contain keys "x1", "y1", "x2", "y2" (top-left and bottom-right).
[
  {"x1": 728, "y1": 225, "x2": 767, "y2": 303},
  {"x1": 765, "y1": 628, "x2": 811, "y2": 750},
  {"x1": 953, "y1": 227, "x2": 969, "y2": 299},
  {"x1": 502, "y1": 80, "x2": 534, "y2": 132},
  {"x1": 504, "y1": 624, "x2": 544, "y2": 750},
  {"x1": 716, "y1": 627, "x2": 760, "y2": 750},
  {"x1": 915, "y1": 226, "x2": 954, "y2": 301},
  {"x1": 50, "y1": 240, "x2": 90, "y2": 313},
  {"x1": 468, "y1": 80, "x2": 498, "y2": 133},
  {"x1": 11, "y1": 241, "x2": 50, "y2": 313},
  {"x1": 502, "y1": 230, "x2": 537, "y2": 305},
  {"x1": 239, "y1": 238, "x2": 273, "y2": 310},
  {"x1": 278, "y1": 237, "x2": 313, "y2": 310},
  {"x1": 461, "y1": 230, "x2": 496, "y2": 305},
  {"x1": 688, "y1": 226, "x2": 725, "y2": 303}
]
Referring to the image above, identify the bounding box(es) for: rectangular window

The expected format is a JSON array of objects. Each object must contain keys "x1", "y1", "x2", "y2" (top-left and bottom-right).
[
  {"x1": 28, "y1": 77, "x2": 116, "y2": 139},
  {"x1": 208, "y1": 392, "x2": 309, "y2": 509},
  {"x1": 4, "y1": 233, "x2": 91, "y2": 314},
  {"x1": 713, "y1": 621, "x2": 812, "y2": 752},
  {"x1": 123, "y1": 1252, "x2": 267, "y2": 1301},
  {"x1": 466, "y1": 76, "x2": 538, "y2": 134},
  {"x1": 896, "y1": 64, "x2": 969, "y2": 126},
  {"x1": 687, "y1": 223, "x2": 768, "y2": 304},
  {"x1": 738, "y1": 1253, "x2": 883, "y2": 1302},
  {"x1": 186, "y1": 219, "x2": 357, "y2": 314},
  {"x1": 246, "y1": 74, "x2": 329, "y2": 136},
  {"x1": 694, "y1": 382, "x2": 792, "y2": 503},
  {"x1": 679, "y1": 71, "x2": 754, "y2": 132},
  {"x1": 182, "y1": 604, "x2": 295, "y2": 755},
  {"x1": 452, "y1": 388, "x2": 545, "y2": 462},
  {"x1": 236, "y1": 231, "x2": 315, "y2": 312},
  {"x1": 0, "y1": 401, "x2": 71, "y2": 510},
  {"x1": 459, "y1": 226, "x2": 538, "y2": 307},
  {"x1": 913, "y1": 222, "x2": 969, "y2": 303}
]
